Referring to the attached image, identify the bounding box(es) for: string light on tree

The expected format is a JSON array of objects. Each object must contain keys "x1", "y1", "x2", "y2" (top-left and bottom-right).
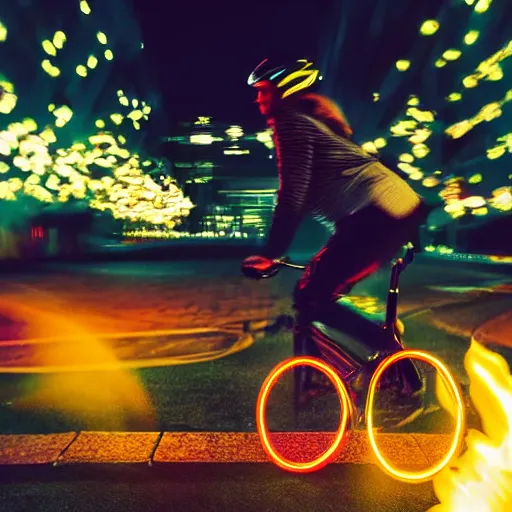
[{"x1": 0, "y1": 2, "x2": 194, "y2": 236}]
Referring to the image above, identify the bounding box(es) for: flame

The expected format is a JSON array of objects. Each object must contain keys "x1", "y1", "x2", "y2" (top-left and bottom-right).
[{"x1": 428, "y1": 341, "x2": 512, "y2": 511}]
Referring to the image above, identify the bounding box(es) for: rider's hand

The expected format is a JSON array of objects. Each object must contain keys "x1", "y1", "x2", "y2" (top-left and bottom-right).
[{"x1": 242, "y1": 255, "x2": 275, "y2": 272}]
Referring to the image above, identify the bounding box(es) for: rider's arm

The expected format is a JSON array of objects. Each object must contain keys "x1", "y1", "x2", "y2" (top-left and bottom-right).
[{"x1": 262, "y1": 113, "x2": 314, "y2": 259}]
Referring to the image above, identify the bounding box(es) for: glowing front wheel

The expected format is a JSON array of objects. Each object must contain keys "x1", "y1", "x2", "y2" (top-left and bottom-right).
[{"x1": 365, "y1": 350, "x2": 466, "y2": 484}]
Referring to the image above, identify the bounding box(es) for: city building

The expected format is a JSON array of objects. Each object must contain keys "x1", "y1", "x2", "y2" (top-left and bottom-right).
[{"x1": 163, "y1": 117, "x2": 278, "y2": 238}]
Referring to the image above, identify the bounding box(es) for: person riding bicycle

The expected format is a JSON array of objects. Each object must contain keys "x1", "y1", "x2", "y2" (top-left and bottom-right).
[{"x1": 242, "y1": 58, "x2": 428, "y2": 359}]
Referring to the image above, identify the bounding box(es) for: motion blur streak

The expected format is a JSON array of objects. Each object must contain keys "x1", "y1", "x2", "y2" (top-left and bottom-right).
[{"x1": 0, "y1": 287, "x2": 156, "y2": 431}]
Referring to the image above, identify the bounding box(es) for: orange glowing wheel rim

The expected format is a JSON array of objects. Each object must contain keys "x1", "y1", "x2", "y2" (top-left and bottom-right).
[
  {"x1": 256, "y1": 356, "x2": 352, "y2": 473},
  {"x1": 365, "y1": 350, "x2": 466, "y2": 483}
]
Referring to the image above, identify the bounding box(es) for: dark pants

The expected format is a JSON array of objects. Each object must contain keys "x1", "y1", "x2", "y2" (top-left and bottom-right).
[{"x1": 293, "y1": 202, "x2": 428, "y2": 352}]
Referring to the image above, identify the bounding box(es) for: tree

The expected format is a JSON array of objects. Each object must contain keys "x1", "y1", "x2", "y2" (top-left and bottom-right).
[{"x1": 0, "y1": 2, "x2": 193, "y2": 236}]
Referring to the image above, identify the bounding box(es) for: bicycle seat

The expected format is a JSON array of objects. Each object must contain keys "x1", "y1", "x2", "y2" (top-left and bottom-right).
[{"x1": 311, "y1": 322, "x2": 379, "y2": 364}]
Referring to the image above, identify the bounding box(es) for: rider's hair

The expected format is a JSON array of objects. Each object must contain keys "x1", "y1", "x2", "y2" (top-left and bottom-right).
[{"x1": 286, "y1": 93, "x2": 354, "y2": 139}]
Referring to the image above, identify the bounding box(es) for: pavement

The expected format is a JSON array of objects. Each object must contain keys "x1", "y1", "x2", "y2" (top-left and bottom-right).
[
  {"x1": 473, "y1": 309, "x2": 512, "y2": 347},
  {"x1": 0, "y1": 258, "x2": 510, "y2": 427},
  {"x1": 0, "y1": 431, "x2": 453, "y2": 467},
  {"x1": 0, "y1": 463, "x2": 438, "y2": 512}
]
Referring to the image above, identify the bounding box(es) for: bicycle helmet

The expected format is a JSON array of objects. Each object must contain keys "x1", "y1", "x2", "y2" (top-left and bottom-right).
[{"x1": 247, "y1": 58, "x2": 320, "y2": 99}]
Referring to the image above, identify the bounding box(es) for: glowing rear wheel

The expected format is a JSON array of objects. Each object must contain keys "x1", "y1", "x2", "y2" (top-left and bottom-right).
[
  {"x1": 257, "y1": 356, "x2": 352, "y2": 473},
  {"x1": 365, "y1": 350, "x2": 465, "y2": 483}
]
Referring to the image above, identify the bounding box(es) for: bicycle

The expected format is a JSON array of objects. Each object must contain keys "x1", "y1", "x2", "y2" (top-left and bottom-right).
[
  {"x1": 242, "y1": 246, "x2": 466, "y2": 478},
  {"x1": 244, "y1": 245, "x2": 423, "y2": 421}
]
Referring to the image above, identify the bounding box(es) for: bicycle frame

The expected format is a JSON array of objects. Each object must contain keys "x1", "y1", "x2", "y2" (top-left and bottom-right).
[
  {"x1": 263, "y1": 244, "x2": 415, "y2": 339},
  {"x1": 242, "y1": 245, "x2": 423, "y2": 420},
  {"x1": 385, "y1": 243, "x2": 415, "y2": 335}
]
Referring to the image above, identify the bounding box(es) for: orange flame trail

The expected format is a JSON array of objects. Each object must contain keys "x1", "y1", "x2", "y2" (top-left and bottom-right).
[{"x1": 429, "y1": 341, "x2": 512, "y2": 511}]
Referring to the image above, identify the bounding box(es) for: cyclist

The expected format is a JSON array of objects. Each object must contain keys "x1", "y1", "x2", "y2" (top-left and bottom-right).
[{"x1": 242, "y1": 58, "x2": 428, "y2": 362}]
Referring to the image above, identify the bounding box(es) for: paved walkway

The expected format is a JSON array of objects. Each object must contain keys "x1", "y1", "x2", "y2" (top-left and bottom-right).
[
  {"x1": 0, "y1": 431, "x2": 453, "y2": 468},
  {"x1": 0, "y1": 431, "x2": 457, "y2": 511}
]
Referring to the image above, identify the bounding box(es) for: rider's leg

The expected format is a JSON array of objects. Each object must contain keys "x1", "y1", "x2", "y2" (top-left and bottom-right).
[
  {"x1": 293, "y1": 205, "x2": 427, "y2": 404},
  {"x1": 293, "y1": 203, "x2": 426, "y2": 353}
]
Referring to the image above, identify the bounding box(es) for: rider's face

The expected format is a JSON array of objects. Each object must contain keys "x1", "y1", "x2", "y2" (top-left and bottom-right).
[{"x1": 255, "y1": 81, "x2": 280, "y2": 117}]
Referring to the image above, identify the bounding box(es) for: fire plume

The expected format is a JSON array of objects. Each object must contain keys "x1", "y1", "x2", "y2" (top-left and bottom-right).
[{"x1": 429, "y1": 341, "x2": 512, "y2": 511}]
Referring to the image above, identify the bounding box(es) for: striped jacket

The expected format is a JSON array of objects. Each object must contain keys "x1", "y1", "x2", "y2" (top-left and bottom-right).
[{"x1": 263, "y1": 107, "x2": 421, "y2": 258}]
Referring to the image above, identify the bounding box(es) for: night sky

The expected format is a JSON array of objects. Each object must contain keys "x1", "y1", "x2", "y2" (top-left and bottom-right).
[{"x1": 132, "y1": 0, "x2": 334, "y2": 129}]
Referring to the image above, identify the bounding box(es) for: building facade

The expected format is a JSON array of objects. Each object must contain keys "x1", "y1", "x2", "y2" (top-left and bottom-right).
[{"x1": 163, "y1": 117, "x2": 278, "y2": 238}]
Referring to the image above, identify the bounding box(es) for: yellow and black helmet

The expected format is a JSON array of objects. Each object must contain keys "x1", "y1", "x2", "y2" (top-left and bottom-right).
[{"x1": 247, "y1": 58, "x2": 320, "y2": 99}]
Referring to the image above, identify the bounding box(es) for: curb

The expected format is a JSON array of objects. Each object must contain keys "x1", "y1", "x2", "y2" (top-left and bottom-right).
[{"x1": 0, "y1": 431, "x2": 454, "y2": 468}]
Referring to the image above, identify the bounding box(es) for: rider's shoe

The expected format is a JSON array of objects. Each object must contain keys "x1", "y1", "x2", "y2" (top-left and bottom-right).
[{"x1": 265, "y1": 315, "x2": 295, "y2": 334}]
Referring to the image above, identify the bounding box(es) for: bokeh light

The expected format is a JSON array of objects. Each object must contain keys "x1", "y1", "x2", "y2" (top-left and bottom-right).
[
  {"x1": 319, "y1": 0, "x2": 511, "y2": 223},
  {"x1": 0, "y1": 1, "x2": 194, "y2": 246}
]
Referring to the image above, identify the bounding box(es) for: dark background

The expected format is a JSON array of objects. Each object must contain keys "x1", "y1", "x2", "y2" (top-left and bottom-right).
[{"x1": 131, "y1": 0, "x2": 334, "y2": 129}]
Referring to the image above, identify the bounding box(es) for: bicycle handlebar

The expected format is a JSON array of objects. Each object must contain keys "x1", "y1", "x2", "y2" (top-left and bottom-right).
[
  {"x1": 275, "y1": 258, "x2": 306, "y2": 271},
  {"x1": 241, "y1": 257, "x2": 306, "y2": 280},
  {"x1": 242, "y1": 244, "x2": 415, "y2": 281}
]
